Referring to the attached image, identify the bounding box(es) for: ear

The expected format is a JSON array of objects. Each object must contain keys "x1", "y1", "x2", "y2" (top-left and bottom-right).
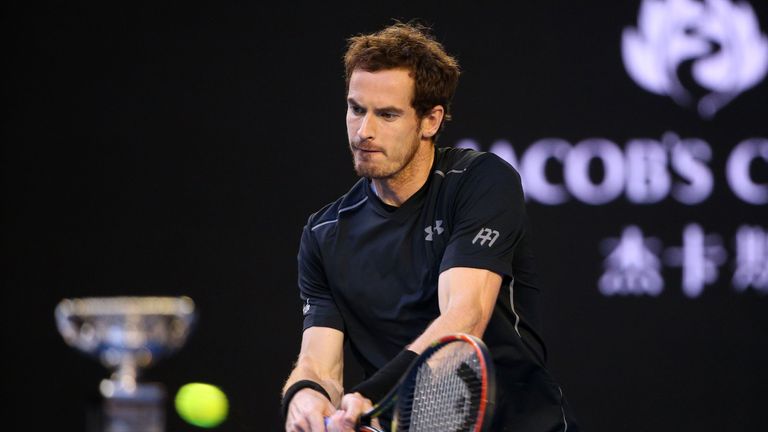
[{"x1": 419, "y1": 105, "x2": 445, "y2": 139}]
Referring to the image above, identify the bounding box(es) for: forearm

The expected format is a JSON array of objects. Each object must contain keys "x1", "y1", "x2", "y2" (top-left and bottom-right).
[
  {"x1": 283, "y1": 327, "x2": 345, "y2": 407},
  {"x1": 284, "y1": 358, "x2": 344, "y2": 406},
  {"x1": 349, "y1": 306, "x2": 486, "y2": 402},
  {"x1": 342, "y1": 268, "x2": 500, "y2": 404},
  {"x1": 408, "y1": 267, "x2": 500, "y2": 354},
  {"x1": 408, "y1": 306, "x2": 488, "y2": 354}
]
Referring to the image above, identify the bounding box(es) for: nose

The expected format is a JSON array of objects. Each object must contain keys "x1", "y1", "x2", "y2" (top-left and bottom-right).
[{"x1": 357, "y1": 112, "x2": 375, "y2": 142}]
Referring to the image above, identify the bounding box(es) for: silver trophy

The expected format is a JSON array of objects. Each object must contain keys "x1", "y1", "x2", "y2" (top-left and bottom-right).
[{"x1": 55, "y1": 296, "x2": 197, "y2": 432}]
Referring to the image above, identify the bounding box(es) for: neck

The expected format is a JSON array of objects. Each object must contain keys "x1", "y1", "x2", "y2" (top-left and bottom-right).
[{"x1": 372, "y1": 142, "x2": 434, "y2": 207}]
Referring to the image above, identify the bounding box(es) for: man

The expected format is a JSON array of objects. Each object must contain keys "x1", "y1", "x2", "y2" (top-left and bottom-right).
[{"x1": 282, "y1": 22, "x2": 578, "y2": 432}]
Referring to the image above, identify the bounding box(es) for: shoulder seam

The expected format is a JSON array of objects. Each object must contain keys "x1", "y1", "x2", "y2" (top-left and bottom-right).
[
  {"x1": 310, "y1": 196, "x2": 368, "y2": 231},
  {"x1": 433, "y1": 168, "x2": 467, "y2": 177}
]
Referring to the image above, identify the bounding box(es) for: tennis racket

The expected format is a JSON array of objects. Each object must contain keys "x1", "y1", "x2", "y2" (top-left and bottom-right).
[{"x1": 356, "y1": 333, "x2": 496, "y2": 432}]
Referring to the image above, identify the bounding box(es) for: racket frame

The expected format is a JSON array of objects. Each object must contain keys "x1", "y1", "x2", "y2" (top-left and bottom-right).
[{"x1": 357, "y1": 333, "x2": 496, "y2": 432}]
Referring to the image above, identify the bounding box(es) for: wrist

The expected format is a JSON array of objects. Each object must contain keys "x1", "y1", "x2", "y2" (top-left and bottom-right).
[{"x1": 281, "y1": 379, "x2": 331, "y2": 420}]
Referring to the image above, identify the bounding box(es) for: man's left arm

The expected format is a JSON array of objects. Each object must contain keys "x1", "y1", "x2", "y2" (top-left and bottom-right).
[
  {"x1": 327, "y1": 266, "x2": 500, "y2": 431},
  {"x1": 409, "y1": 154, "x2": 523, "y2": 352},
  {"x1": 408, "y1": 266, "x2": 501, "y2": 353}
]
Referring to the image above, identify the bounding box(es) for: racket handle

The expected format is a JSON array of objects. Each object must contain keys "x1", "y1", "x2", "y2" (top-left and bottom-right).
[{"x1": 357, "y1": 414, "x2": 383, "y2": 432}]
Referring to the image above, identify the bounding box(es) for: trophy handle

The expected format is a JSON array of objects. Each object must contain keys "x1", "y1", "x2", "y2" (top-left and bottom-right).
[{"x1": 55, "y1": 299, "x2": 99, "y2": 353}]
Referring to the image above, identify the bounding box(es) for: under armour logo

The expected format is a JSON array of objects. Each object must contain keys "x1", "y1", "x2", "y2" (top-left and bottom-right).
[
  {"x1": 472, "y1": 228, "x2": 500, "y2": 247},
  {"x1": 425, "y1": 220, "x2": 445, "y2": 241},
  {"x1": 302, "y1": 299, "x2": 310, "y2": 316}
]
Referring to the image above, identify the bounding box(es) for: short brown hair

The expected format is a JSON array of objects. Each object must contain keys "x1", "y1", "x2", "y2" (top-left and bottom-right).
[{"x1": 344, "y1": 22, "x2": 461, "y2": 138}]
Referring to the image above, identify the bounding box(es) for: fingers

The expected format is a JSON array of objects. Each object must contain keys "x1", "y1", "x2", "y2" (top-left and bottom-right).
[
  {"x1": 286, "y1": 409, "x2": 327, "y2": 432},
  {"x1": 285, "y1": 390, "x2": 374, "y2": 432},
  {"x1": 324, "y1": 410, "x2": 347, "y2": 432},
  {"x1": 285, "y1": 388, "x2": 335, "y2": 432},
  {"x1": 286, "y1": 411, "x2": 326, "y2": 432},
  {"x1": 340, "y1": 392, "x2": 373, "y2": 429}
]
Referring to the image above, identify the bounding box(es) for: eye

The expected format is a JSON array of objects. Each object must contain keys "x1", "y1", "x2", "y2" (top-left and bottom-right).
[
  {"x1": 349, "y1": 105, "x2": 365, "y2": 116},
  {"x1": 380, "y1": 111, "x2": 399, "y2": 120}
]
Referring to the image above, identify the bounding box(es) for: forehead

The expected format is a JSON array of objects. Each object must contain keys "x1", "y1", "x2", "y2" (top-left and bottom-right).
[{"x1": 347, "y1": 68, "x2": 415, "y2": 108}]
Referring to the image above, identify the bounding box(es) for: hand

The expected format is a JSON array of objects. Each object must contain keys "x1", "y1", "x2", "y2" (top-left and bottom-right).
[
  {"x1": 324, "y1": 392, "x2": 374, "y2": 432},
  {"x1": 285, "y1": 388, "x2": 335, "y2": 432}
]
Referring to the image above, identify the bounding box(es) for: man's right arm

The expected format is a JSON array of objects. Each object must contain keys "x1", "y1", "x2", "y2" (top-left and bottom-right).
[{"x1": 283, "y1": 326, "x2": 345, "y2": 432}]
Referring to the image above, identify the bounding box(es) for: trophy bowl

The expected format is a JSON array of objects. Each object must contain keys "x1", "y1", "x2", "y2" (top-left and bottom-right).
[{"x1": 55, "y1": 296, "x2": 196, "y2": 397}]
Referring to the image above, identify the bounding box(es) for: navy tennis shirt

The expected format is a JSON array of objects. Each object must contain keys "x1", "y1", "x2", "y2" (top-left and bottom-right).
[
  {"x1": 297, "y1": 146, "x2": 576, "y2": 430},
  {"x1": 298, "y1": 145, "x2": 549, "y2": 369}
]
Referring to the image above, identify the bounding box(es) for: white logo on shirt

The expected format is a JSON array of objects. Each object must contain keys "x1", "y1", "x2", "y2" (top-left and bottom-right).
[
  {"x1": 302, "y1": 298, "x2": 310, "y2": 315},
  {"x1": 425, "y1": 220, "x2": 445, "y2": 241},
  {"x1": 472, "y1": 228, "x2": 500, "y2": 247}
]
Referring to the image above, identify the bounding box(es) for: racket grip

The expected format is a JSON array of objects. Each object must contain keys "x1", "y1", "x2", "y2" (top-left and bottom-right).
[{"x1": 357, "y1": 414, "x2": 383, "y2": 432}]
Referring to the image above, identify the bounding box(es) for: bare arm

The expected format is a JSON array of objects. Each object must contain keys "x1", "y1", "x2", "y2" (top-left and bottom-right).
[
  {"x1": 408, "y1": 266, "x2": 502, "y2": 353},
  {"x1": 283, "y1": 326, "x2": 344, "y2": 432},
  {"x1": 331, "y1": 266, "x2": 501, "y2": 430}
]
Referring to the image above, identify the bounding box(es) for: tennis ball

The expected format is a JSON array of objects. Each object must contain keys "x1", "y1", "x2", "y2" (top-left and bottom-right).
[{"x1": 175, "y1": 382, "x2": 229, "y2": 428}]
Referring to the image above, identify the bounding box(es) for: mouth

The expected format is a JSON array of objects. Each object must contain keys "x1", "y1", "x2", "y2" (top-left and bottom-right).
[{"x1": 353, "y1": 145, "x2": 383, "y2": 154}]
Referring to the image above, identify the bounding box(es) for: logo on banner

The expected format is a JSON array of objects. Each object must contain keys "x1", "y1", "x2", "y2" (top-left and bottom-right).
[{"x1": 622, "y1": 0, "x2": 768, "y2": 118}]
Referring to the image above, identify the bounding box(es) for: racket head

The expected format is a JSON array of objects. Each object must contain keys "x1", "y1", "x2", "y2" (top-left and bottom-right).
[{"x1": 392, "y1": 334, "x2": 496, "y2": 432}]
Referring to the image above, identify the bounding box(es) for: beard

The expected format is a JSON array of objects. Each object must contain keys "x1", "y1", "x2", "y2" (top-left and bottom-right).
[{"x1": 350, "y1": 136, "x2": 422, "y2": 180}]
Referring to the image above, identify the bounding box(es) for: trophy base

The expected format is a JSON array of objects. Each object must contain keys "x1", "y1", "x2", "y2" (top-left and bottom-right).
[{"x1": 101, "y1": 382, "x2": 166, "y2": 432}]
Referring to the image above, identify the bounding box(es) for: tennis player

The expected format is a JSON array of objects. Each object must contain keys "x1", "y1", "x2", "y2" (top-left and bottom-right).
[{"x1": 281, "y1": 22, "x2": 579, "y2": 432}]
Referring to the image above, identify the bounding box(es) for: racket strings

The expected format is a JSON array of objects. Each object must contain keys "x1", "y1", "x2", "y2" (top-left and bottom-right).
[{"x1": 398, "y1": 344, "x2": 483, "y2": 432}]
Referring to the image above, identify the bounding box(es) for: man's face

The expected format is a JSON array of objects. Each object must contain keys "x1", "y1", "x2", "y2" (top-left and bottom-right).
[{"x1": 346, "y1": 68, "x2": 424, "y2": 179}]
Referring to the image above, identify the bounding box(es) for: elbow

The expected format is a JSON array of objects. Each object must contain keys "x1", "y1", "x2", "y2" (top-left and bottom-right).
[{"x1": 446, "y1": 304, "x2": 492, "y2": 337}]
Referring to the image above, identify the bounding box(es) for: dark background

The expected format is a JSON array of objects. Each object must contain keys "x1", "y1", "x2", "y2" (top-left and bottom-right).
[{"x1": 3, "y1": 1, "x2": 766, "y2": 431}]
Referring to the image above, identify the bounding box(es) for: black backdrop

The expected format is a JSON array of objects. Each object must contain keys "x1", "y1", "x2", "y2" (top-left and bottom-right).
[{"x1": 3, "y1": 1, "x2": 767, "y2": 431}]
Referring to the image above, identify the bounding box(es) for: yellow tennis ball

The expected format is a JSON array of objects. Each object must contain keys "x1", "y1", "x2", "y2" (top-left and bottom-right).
[{"x1": 175, "y1": 382, "x2": 229, "y2": 428}]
